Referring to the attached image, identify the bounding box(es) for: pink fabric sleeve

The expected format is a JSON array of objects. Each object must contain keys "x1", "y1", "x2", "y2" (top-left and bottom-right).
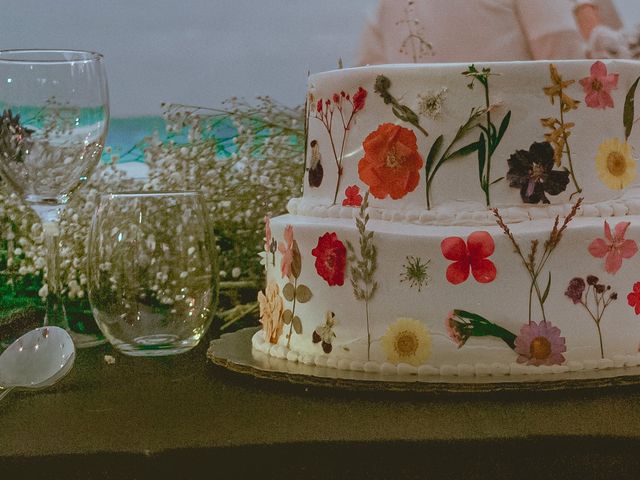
[
  {"x1": 515, "y1": 0, "x2": 588, "y2": 59},
  {"x1": 355, "y1": 3, "x2": 388, "y2": 66}
]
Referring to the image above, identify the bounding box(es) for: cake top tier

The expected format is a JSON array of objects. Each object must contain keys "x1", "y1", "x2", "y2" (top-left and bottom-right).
[{"x1": 299, "y1": 60, "x2": 640, "y2": 223}]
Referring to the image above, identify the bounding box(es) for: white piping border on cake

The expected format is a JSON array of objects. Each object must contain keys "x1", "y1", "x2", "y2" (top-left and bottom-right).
[
  {"x1": 288, "y1": 196, "x2": 640, "y2": 226},
  {"x1": 252, "y1": 330, "x2": 640, "y2": 377}
]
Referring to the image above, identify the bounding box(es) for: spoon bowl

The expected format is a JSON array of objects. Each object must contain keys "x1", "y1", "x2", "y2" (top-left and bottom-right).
[{"x1": 0, "y1": 326, "x2": 75, "y2": 400}]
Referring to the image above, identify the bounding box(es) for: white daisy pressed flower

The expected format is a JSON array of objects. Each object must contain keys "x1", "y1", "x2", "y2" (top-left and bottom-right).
[{"x1": 381, "y1": 317, "x2": 432, "y2": 366}]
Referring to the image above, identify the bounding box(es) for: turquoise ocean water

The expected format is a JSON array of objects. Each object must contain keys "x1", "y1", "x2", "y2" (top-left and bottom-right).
[
  {"x1": 105, "y1": 117, "x2": 167, "y2": 163},
  {"x1": 105, "y1": 116, "x2": 237, "y2": 164}
]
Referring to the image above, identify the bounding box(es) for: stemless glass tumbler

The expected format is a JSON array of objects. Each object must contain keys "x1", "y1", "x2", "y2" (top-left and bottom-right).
[
  {"x1": 0, "y1": 49, "x2": 109, "y2": 347},
  {"x1": 87, "y1": 192, "x2": 218, "y2": 356}
]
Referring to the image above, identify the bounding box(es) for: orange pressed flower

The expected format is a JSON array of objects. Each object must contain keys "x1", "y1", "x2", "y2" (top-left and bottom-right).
[{"x1": 358, "y1": 123, "x2": 424, "y2": 200}]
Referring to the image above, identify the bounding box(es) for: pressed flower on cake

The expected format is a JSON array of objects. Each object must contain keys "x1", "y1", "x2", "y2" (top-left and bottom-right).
[
  {"x1": 514, "y1": 321, "x2": 567, "y2": 366},
  {"x1": 313, "y1": 87, "x2": 368, "y2": 204},
  {"x1": 595, "y1": 138, "x2": 636, "y2": 190},
  {"x1": 342, "y1": 185, "x2": 363, "y2": 207},
  {"x1": 565, "y1": 275, "x2": 617, "y2": 358},
  {"x1": 312, "y1": 311, "x2": 337, "y2": 353},
  {"x1": 565, "y1": 277, "x2": 586, "y2": 304},
  {"x1": 257, "y1": 282, "x2": 284, "y2": 344},
  {"x1": 277, "y1": 225, "x2": 295, "y2": 279},
  {"x1": 441, "y1": 231, "x2": 496, "y2": 285},
  {"x1": 358, "y1": 123, "x2": 424, "y2": 200},
  {"x1": 381, "y1": 317, "x2": 431, "y2": 366},
  {"x1": 627, "y1": 282, "x2": 640, "y2": 315},
  {"x1": 579, "y1": 61, "x2": 619, "y2": 109},
  {"x1": 311, "y1": 232, "x2": 347, "y2": 286},
  {"x1": 588, "y1": 220, "x2": 638, "y2": 274},
  {"x1": 506, "y1": 141, "x2": 570, "y2": 204}
]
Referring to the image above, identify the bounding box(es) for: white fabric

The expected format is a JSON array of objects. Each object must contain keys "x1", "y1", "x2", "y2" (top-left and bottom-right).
[
  {"x1": 356, "y1": 0, "x2": 590, "y2": 65},
  {"x1": 588, "y1": 24, "x2": 632, "y2": 58}
]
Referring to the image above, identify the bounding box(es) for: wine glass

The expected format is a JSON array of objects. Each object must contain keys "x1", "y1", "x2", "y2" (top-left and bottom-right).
[
  {"x1": 87, "y1": 191, "x2": 218, "y2": 356},
  {"x1": 0, "y1": 50, "x2": 109, "y2": 347}
]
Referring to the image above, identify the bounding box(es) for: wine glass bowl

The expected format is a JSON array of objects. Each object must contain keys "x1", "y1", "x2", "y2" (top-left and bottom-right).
[
  {"x1": 0, "y1": 50, "x2": 108, "y2": 220},
  {"x1": 0, "y1": 50, "x2": 109, "y2": 346}
]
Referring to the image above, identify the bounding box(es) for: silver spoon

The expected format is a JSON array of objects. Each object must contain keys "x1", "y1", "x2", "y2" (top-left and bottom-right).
[{"x1": 0, "y1": 326, "x2": 75, "y2": 401}]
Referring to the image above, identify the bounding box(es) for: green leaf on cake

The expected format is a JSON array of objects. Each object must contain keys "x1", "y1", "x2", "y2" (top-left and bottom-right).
[
  {"x1": 477, "y1": 132, "x2": 487, "y2": 186},
  {"x1": 291, "y1": 240, "x2": 302, "y2": 279},
  {"x1": 425, "y1": 134, "x2": 443, "y2": 174},
  {"x1": 541, "y1": 272, "x2": 552, "y2": 305},
  {"x1": 494, "y1": 110, "x2": 511, "y2": 154},
  {"x1": 292, "y1": 316, "x2": 302, "y2": 334},
  {"x1": 624, "y1": 76, "x2": 640, "y2": 141},
  {"x1": 295, "y1": 284, "x2": 312, "y2": 303},
  {"x1": 283, "y1": 282, "x2": 295, "y2": 302},
  {"x1": 282, "y1": 309, "x2": 293, "y2": 325},
  {"x1": 448, "y1": 140, "x2": 479, "y2": 160}
]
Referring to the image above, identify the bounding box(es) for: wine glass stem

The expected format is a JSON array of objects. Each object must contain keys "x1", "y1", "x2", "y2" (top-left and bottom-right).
[{"x1": 43, "y1": 222, "x2": 68, "y2": 330}]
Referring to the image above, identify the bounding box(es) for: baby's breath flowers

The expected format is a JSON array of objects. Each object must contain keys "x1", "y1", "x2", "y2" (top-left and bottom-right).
[{"x1": 0, "y1": 97, "x2": 305, "y2": 328}]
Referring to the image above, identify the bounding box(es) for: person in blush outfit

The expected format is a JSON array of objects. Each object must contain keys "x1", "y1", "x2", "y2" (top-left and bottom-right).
[{"x1": 355, "y1": 0, "x2": 630, "y2": 65}]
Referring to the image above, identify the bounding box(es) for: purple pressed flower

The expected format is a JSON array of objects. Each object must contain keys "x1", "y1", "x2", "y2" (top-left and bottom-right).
[
  {"x1": 506, "y1": 142, "x2": 570, "y2": 204},
  {"x1": 514, "y1": 321, "x2": 567, "y2": 366},
  {"x1": 565, "y1": 277, "x2": 586, "y2": 304}
]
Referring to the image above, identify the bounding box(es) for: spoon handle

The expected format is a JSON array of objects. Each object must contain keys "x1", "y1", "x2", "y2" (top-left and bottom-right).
[{"x1": 0, "y1": 386, "x2": 15, "y2": 401}]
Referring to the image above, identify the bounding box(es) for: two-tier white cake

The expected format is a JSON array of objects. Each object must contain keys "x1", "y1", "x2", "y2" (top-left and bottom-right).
[{"x1": 254, "y1": 60, "x2": 640, "y2": 377}]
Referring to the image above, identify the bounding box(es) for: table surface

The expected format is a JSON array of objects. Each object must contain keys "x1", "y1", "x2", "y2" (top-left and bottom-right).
[{"x1": 2, "y1": 326, "x2": 640, "y2": 479}]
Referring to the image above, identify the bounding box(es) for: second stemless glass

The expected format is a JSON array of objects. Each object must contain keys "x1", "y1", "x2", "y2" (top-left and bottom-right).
[{"x1": 87, "y1": 192, "x2": 218, "y2": 356}]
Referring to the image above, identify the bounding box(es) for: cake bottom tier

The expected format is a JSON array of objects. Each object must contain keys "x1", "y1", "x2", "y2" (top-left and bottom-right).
[{"x1": 255, "y1": 212, "x2": 640, "y2": 376}]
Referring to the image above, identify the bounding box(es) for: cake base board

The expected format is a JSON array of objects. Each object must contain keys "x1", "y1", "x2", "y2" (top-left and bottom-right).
[{"x1": 207, "y1": 327, "x2": 640, "y2": 394}]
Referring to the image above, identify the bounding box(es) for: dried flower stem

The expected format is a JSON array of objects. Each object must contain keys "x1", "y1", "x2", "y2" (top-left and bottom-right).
[
  {"x1": 493, "y1": 198, "x2": 582, "y2": 324},
  {"x1": 346, "y1": 191, "x2": 378, "y2": 360}
]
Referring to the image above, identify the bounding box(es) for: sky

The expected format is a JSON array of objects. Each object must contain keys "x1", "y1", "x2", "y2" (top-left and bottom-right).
[{"x1": 2, "y1": 0, "x2": 639, "y2": 117}]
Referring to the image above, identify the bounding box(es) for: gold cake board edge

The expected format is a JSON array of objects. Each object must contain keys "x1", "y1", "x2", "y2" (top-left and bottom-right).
[{"x1": 206, "y1": 327, "x2": 640, "y2": 394}]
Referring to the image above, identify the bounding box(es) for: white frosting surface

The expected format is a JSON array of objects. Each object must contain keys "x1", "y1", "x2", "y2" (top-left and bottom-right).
[
  {"x1": 256, "y1": 60, "x2": 640, "y2": 377},
  {"x1": 304, "y1": 60, "x2": 640, "y2": 215}
]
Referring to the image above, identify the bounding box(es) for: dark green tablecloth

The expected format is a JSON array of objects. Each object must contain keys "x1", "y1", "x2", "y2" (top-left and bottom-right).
[{"x1": 2, "y1": 327, "x2": 640, "y2": 479}]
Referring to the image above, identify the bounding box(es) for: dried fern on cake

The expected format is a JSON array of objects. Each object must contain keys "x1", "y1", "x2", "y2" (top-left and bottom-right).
[
  {"x1": 492, "y1": 198, "x2": 582, "y2": 325},
  {"x1": 346, "y1": 191, "x2": 378, "y2": 361}
]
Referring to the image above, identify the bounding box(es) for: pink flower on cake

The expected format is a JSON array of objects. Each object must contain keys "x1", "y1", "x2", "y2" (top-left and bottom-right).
[
  {"x1": 627, "y1": 282, "x2": 640, "y2": 315},
  {"x1": 445, "y1": 311, "x2": 468, "y2": 348},
  {"x1": 342, "y1": 185, "x2": 363, "y2": 207},
  {"x1": 358, "y1": 123, "x2": 424, "y2": 200},
  {"x1": 278, "y1": 225, "x2": 295, "y2": 279},
  {"x1": 311, "y1": 232, "x2": 347, "y2": 286},
  {"x1": 441, "y1": 231, "x2": 496, "y2": 285},
  {"x1": 579, "y1": 61, "x2": 618, "y2": 109},
  {"x1": 352, "y1": 86, "x2": 367, "y2": 113},
  {"x1": 588, "y1": 220, "x2": 638, "y2": 274},
  {"x1": 514, "y1": 321, "x2": 566, "y2": 366}
]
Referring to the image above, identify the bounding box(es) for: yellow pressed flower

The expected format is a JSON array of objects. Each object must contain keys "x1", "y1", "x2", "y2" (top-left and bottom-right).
[
  {"x1": 560, "y1": 92, "x2": 579, "y2": 112},
  {"x1": 541, "y1": 117, "x2": 575, "y2": 166},
  {"x1": 381, "y1": 317, "x2": 432, "y2": 366},
  {"x1": 257, "y1": 281, "x2": 284, "y2": 344},
  {"x1": 544, "y1": 64, "x2": 575, "y2": 102},
  {"x1": 595, "y1": 138, "x2": 637, "y2": 190},
  {"x1": 543, "y1": 64, "x2": 579, "y2": 112}
]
